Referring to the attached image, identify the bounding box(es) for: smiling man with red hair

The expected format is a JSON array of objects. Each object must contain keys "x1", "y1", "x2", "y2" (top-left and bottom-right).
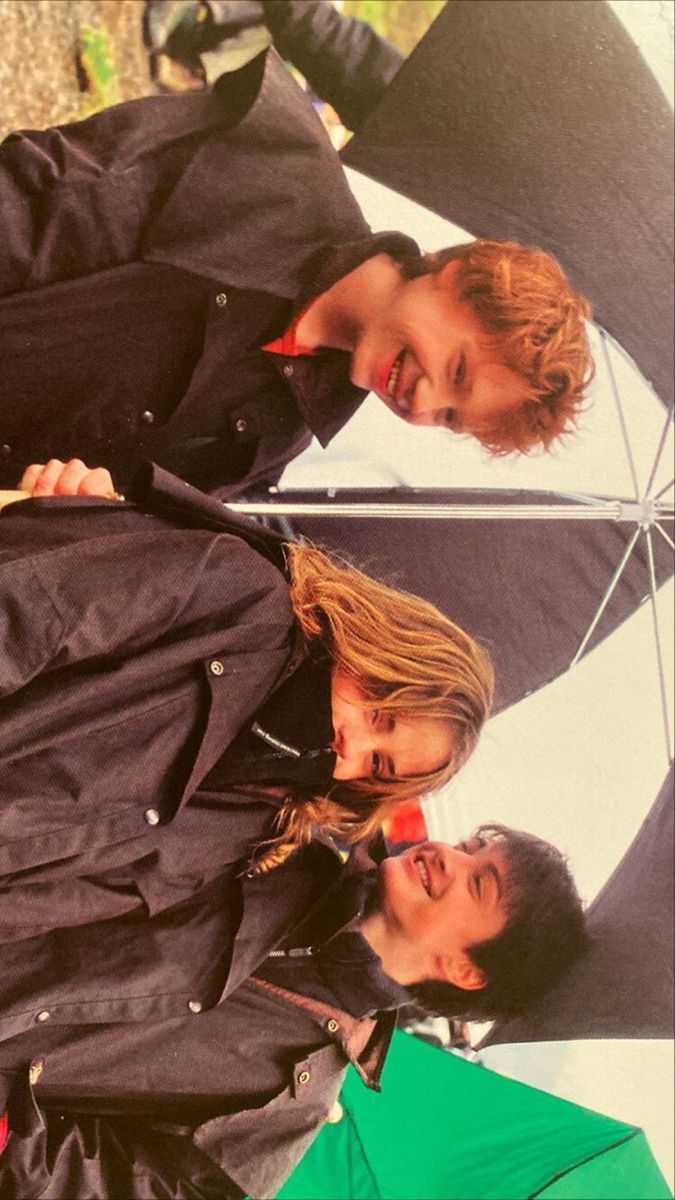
[{"x1": 0, "y1": 46, "x2": 592, "y2": 496}]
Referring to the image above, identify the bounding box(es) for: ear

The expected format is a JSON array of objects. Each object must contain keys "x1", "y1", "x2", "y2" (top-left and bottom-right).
[
  {"x1": 433, "y1": 257, "x2": 462, "y2": 291},
  {"x1": 434, "y1": 953, "x2": 486, "y2": 992}
]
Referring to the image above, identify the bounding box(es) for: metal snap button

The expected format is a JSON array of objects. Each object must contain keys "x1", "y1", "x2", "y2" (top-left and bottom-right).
[
  {"x1": 297, "y1": 1069, "x2": 311, "y2": 1085},
  {"x1": 141, "y1": 410, "x2": 155, "y2": 425},
  {"x1": 234, "y1": 417, "x2": 248, "y2": 433},
  {"x1": 188, "y1": 1000, "x2": 203, "y2": 1014},
  {"x1": 282, "y1": 363, "x2": 294, "y2": 378},
  {"x1": 35, "y1": 1010, "x2": 51, "y2": 1023},
  {"x1": 1, "y1": 444, "x2": 11, "y2": 458},
  {"x1": 327, "y1": 1018, "x2": 339, "y2": 1034},
  {"x1": 209, "y1": 660, "x2": 224, "y2": 676},
  {"x1": 215, "y1": 292, "x2": 228, "y2": 307},
  {"x1": 144, "y1": 808, "x2": 160, "y2": 826}
]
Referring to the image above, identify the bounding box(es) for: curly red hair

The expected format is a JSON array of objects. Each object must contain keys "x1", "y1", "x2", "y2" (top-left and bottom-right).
[{"x1": 408, "y1": 240, "x2": 594, "y2": 453}]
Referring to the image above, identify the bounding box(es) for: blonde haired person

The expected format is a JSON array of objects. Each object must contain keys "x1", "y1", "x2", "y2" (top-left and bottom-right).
[{"x1": 0, "y1": 460, "x2": 492, "y2": 937}]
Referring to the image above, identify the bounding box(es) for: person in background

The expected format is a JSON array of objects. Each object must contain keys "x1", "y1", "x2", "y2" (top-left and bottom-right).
[
  {"x1": 0, "y1": 45, "x2": 593, "y2": 494},
  {"x1": 0, "y1": 825, "x2": 587, "y2": 1198},
  {"x1": 145, "y1": 0, "x2": 404, "y2": 131}
]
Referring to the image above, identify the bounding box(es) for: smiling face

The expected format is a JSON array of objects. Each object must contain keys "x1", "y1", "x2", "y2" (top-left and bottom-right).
[
  {"x1": 348, "y1": 259, "x2": 526, "y2": 439},
  {"x1": 374, "y1": 838, "x2": 509, "y2": 988},
  {"x1": 330, "y1": 671, "x2": 454, "y2": 783}
]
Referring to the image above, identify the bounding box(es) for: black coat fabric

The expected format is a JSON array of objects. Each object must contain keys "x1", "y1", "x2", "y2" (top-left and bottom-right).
[
  {"x1": 0, "y1": 466, "x2": 328, "y2": 932},
  {"x1": 0, "y1": 49, "x2": 415, "y2": 492},
  {"x1": 0, "y1": 843, "x2": 400, "y2": 1199}
]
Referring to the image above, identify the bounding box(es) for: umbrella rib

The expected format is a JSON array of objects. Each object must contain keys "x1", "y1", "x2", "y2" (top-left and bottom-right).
[
  {"x1": 654, "y1": 521, "x2": 675, "y2": 553},
  {"x1": 652, "y1": 476, "x2": 675, "y2": 502},
  {"x1": 645, "y1": 528, "x2": 674, "y2": 763},
  {"x1": 645, "y1": 405, "x2": 675, "y2": 498},
  {"x1": 570, "y1": 526, "x2": 641, "y2": 667},
  {"x1": 600, "y1": 330, "x2": 640, "y2": 500},
  {"x1": 229, "y1": 500, "x2": 623, "y2": 520}
]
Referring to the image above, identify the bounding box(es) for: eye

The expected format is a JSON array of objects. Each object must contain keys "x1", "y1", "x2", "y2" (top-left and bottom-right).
[
  {"x1": 371, "y1": 750, "x2": 396, "y2": 780},
  {"x1": 371, "y1": 709, "x2": 396, "y2": 734},
  {"x1": 473, "y1": 873, "x2": 483, "y2": 900},
  {"x1": 454, "y1": 352, "x2": 466, "y2": 387}
]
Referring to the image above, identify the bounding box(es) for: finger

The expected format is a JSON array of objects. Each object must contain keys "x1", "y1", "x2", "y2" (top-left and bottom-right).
[
  {"x1": 18, "y1": 463, "x2": 45, "y2": 493},
  {"x1": 54, "y1": 459, "x2": 90, "y2": 495},
  {"x1": 78, "y1": 467, "x2": 117, "y2": 498},
  {"x1": 31, "y1": 459, "x2": 69, "y2": 496}
]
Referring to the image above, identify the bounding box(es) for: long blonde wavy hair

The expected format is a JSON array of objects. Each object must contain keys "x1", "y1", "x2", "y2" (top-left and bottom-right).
[{"x1": 248, "y1": 542, "x2": 494, "y2": 873}]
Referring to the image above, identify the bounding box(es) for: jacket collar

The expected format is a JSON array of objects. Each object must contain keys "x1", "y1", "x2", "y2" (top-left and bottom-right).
[
  {"x1": 222, "y1": 839, "x2": 345, "y2": 998},
  {"x1": 265, "y1": 231, "x2": 419, "y2": 447}
]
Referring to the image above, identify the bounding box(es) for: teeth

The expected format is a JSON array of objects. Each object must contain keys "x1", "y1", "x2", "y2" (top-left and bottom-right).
[
  {"x1": 415, "y1": 856, "x2": 431, "y2": 896},
  {"x1": 387, "y1": 352, "x2": 403, "y2": 398}
]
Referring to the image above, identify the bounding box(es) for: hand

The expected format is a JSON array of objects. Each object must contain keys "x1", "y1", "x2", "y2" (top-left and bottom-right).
[{"x1": 19, "y1": 459, "x2": 122, "y2": 500}]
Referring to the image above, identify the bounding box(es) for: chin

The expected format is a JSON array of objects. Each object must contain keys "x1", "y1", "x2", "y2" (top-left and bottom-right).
[{"x1": 379, "y1": 854, "x2": 408, "y2": 903}]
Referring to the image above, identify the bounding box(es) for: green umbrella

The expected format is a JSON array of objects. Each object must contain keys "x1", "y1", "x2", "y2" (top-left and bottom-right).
[{"x1": 277, "y1": 1031, "x2": 671, "y2": 1200}]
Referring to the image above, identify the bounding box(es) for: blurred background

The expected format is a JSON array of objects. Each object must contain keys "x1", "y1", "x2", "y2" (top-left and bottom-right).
[{"x1": 0, "y1": 0, "x2": 443, "y2": 142}]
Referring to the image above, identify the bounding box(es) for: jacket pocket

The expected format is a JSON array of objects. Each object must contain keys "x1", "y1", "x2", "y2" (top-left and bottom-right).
[{"x1": 193, "y1": 1043, "x2": 346, "y2": 1200}]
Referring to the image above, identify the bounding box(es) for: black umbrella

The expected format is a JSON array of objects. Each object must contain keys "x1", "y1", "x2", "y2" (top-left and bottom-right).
[
  {"x1": 236, "y1": 487, "x2": 674, "y2": 715},
  {"x1": 475, "y1": 767, "x2": 674, "y2": 1186},
  {"x1": 234, "y1": 1, "x2": 675, "y2": 1180},
  {"x1": 482, "y1": 765, "x2": 674, "y2": 1044},
  {"x1": 342, "y1": 0, "x2": 674, "y2": 410},
  {"x1": 237, "y1": 0, "x2": 674, "y2": 744}
]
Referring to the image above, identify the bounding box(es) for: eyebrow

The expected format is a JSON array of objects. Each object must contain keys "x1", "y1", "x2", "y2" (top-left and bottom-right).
[{"x1": 485, "y1": 860, "x2": 503, "y2": 903}]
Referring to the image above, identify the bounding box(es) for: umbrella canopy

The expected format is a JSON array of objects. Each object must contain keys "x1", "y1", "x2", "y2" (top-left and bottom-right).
[
  {"x1": 472, "y1": 768, "x2": 674, "y2": 1189},
  {"x1": 244, "y1": 487, "x2": 673, "y2": 715},
  {"x1": 342, "y1": 0, "x2": 674, "y2": 411},
  {"x1": 235, "y1": 4, "x2": 675, "y2": 1188},
  {"x1": 482, "y1": 766, "x2": 674, "y2": 1044},
  {"x1": 276, "y1": 1030, "x2": 672, "y2": 1199},
  {"x1": 233, "y1": 7, "x2": 675, "y2": 1179}
]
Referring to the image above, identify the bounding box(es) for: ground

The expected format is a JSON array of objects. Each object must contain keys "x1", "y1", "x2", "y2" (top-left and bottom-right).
[{"x1": 0, "y1": 0, "x2": 444, "y2": 141}]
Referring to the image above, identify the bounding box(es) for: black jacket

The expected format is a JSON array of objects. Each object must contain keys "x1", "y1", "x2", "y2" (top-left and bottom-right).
[
  {"x1": 0, "y1": 847, "x2": 403, "y2": 1199},
  {"x1": 0, "y1": 467, "x2": 338, "y2": 933},
  {"x1": 0, "y1": 48, "x2": 415, "y2": 492},
  {"x1": 262, "y1": 0, "x2": 402, "y2": 130}
]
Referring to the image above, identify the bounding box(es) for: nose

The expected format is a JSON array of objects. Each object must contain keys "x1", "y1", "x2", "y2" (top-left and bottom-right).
[
  {"x1": 404, "y1": 377, "x2": 450, "y2": 427},
  {"x1": 332, "y1": 726, "x2": 377, "y2": 781},
  {"x1": 431, "y1": 842, "x2": 473, "y2": 887}
]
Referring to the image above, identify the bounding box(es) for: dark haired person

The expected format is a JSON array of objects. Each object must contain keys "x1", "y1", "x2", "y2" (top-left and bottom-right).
[
  {"x1": 0, "y1": 827, "x2": 585, "y2": 1198},
  {"x1": 0, "y1": 47, "x2": 592, "y2": 494}
]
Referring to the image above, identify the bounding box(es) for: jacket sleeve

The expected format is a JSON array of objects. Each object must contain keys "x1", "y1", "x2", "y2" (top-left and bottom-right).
[
  {"x1": 262, "y1": 0, "x2": 403, "y2": 130},
  {"x1": 0, "y1": 1087, "x2": 244, "y2": 1200},
  {"x1": 0, "y1": 498, "x2": 293, "y2": 697}
]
